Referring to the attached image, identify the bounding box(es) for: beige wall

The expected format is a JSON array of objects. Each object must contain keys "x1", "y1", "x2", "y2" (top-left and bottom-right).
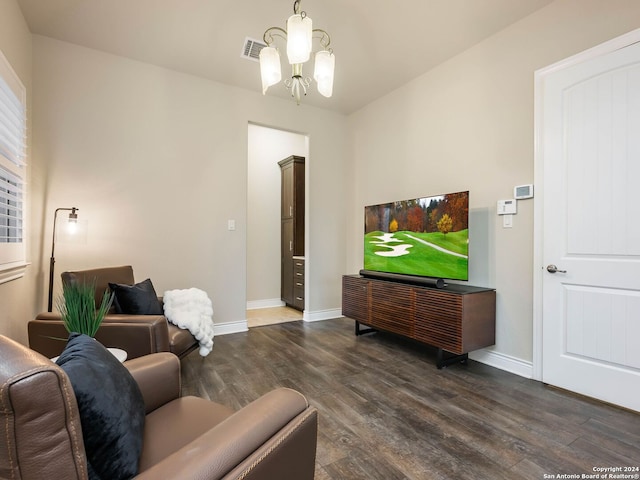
[
  {"x1": 0, "y1": 0, "x2": 34, "y2": 344},
  {"x1": 31, "y1": 35, "x2": 347, "y2": 330},
  {"x1": 346, "y1": 0, "x2": 640, "y2": 366}
]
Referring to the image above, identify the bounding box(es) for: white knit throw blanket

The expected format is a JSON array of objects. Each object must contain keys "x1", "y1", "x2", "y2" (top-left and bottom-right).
[{"x1": 163, "y1": 288, "x2": 214, "y2": 357}]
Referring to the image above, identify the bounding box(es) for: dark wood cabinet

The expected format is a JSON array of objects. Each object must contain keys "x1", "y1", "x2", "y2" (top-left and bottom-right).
[
  {"x1": 342, "y1": 275, "x2": 496, "y2": 368},
  {"x1": 279, "y1": 156, "x2": 305, "y2": 310}
]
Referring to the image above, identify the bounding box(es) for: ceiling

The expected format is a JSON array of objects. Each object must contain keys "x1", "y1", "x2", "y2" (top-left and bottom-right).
[{"x1": 17, "y1": 0, "x2": 554, "y2": 114}]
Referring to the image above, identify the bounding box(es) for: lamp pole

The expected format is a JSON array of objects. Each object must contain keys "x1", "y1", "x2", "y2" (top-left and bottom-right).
[{"x1": 48, "y1": 207, "x2": 78, "y2": 312}]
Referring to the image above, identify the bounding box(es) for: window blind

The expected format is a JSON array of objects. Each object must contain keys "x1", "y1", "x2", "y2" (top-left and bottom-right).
[
  {"x1": 0, "y1": 165, "x2": 23, "y2": 243},
  {"x1": 0, "y1": 50, "x2": 26, "y2": 277},
  {"x1": 0, "y1": 74, "x2": 26, "y2": 167}
]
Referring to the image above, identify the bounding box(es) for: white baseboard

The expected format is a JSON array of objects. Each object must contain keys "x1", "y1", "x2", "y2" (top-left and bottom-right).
[
  {"x1": 246, "y1": 298, "x2": 285, "y2": 310},
  {"x1": 469, "y1": 349, "x2": 533, "y2": 379},
  {"x1": 213, "y1": 309, "x2": 342, "y2": 336},
  {"x1": 303, "y1": 308, "x2": 343, "y2": 323},
  {"x1": 214, "y1": 320, "x2": 248, "y2": 336}
]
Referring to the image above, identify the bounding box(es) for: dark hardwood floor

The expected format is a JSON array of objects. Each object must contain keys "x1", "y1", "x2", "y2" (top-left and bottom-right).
[{"x1": 180, "y1": 318, "x2": 640, "y2": 480}]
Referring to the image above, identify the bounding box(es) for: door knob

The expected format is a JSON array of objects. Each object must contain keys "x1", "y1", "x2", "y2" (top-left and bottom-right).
[{"x1": 546, "y1": 264, "x2": 567, "y2": 274}]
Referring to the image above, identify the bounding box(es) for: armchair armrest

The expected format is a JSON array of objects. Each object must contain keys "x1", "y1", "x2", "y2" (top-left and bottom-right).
[
  {"x1": 29, "y1": 313, "x2": 171, "y2": 360},
  {"x1": 125, "y1": 353, "x2": 181, "y2": 414},
  {"x1": 135, "y1": 388, "x2": 318, "y2": 480}
]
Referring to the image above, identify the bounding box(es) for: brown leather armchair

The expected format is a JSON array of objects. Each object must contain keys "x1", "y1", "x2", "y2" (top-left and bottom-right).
[
  {"x1": 0, "y1": 335, "x2": 318, "y2": 480},
  {"x1": 28, "y1": 266, "x2": 199, "y2": 360}
]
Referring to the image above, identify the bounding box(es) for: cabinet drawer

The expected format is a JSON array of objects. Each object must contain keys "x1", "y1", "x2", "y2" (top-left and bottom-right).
[
  {"x1": 293, "y1": 286, "x2": 305, "y2": 310},
  {"x1": 294, "y1": 259, "x2": 305, "y2": 285}
]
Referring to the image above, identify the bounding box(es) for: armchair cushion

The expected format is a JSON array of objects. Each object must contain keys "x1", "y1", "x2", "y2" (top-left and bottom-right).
[
  {"x1": 109, "y1": 278, "x2": 163, "y2": 315},
  {"x1": 57, "y1": 333, "x2": 145, "y2": 480},
  {"x1": 124, "y1": 352, "x2": 181, "y2": 414}
]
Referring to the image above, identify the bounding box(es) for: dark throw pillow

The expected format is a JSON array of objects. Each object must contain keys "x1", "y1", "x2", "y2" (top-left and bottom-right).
[
  {"x1": 108, "y1": 278, "x2": 163, "y2": 315},
  {"x1": 56, "y1": 333, "x2": 145, "y2": 480}
]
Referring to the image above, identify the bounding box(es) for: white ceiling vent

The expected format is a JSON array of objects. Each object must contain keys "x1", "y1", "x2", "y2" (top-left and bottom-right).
[{"x1": 241, "y1": 37, "x2": 267, "y2": 62}]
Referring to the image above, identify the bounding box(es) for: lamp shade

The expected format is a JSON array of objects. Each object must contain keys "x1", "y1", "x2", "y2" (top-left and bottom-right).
[
  {"x1": 314, "y1": 50, "x2": 335, "y2": 98},
  {"x1": 55, "y1": 217, "x2": 88, "y2": 244},
  {"x1": 286, "y1": 14, "x2": 312, "y2": 64},
  {"x1": 259, "y1": 46, "x2": 282, "y2": 94}
]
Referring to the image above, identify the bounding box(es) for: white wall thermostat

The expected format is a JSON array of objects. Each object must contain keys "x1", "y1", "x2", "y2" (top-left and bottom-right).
[
  {"x1": 514, "y1": 184, "x2": 534, "y2": 200},
  {"x1": 497, "y1": 199, "x2": 517, "y2": 215}
]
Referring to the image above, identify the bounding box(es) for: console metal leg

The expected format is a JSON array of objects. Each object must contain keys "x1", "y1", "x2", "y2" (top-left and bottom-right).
[
  {"x1": 436, "y1": 348, "x2": 468, "y2": 369},
  {"x1": 355, "y1": 321, "x2": 376, "y2": 336}
]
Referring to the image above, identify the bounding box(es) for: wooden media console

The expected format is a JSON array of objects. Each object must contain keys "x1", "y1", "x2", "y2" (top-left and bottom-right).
[{"x1": 342, "y1": 274, "x2": 496, "y2": 368}]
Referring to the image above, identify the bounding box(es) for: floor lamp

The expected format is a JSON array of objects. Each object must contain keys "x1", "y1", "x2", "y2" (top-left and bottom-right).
[{"x1": 48, "y1": 207, "x2": 79, "y2": 312}]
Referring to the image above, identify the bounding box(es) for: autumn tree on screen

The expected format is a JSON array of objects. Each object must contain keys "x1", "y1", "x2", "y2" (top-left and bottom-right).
[
  {"x1": 365, "y1": 193, "x2": 467, "y2": 235},
  {"x1": 441, "y1": 192, "x2": 468, "y2": 232},
  {"x1": 407, "y1": 206, "x2": 424, "y2": 232},
  {"x1": 428, "y1": 208, "x2": 440, "y2": 232},
  {"x1": 437, "y1": 213, "x2": 453, "y2": 235}
]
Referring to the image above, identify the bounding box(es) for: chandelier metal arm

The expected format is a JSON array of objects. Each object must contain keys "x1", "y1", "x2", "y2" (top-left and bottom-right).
[
  {"x1": 312, "y1": 29, "x2": 331, "y2": 50},
  {"x1": 263, "y1": 26, "x2": 287, "y2": 46},
  {"x1": 284, "y1": 64, "x2": 311, "y2": 105},
  {"x1": 264, "y1": 27, "x2": 331, "y2": 51}
]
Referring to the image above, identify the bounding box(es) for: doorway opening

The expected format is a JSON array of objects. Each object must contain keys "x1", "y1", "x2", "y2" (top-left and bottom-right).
[{"x1": 247, "y1": 123, "x2": 309, "y2": 328}]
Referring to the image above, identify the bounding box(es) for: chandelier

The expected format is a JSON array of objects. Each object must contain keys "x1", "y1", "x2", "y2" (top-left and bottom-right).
[{"x1": 259, "y1": 0, "x2": 335, "y2": 105}]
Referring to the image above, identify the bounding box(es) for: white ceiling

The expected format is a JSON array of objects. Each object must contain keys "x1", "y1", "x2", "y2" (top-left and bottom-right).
[{"x1": 17, "y1": 0, "x2": 554, "y2": 114}]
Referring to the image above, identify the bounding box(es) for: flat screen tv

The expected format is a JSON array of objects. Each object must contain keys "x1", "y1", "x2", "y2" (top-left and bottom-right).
[{"x1": 364, "y1": 191, "x2": 469, "y2": 282}]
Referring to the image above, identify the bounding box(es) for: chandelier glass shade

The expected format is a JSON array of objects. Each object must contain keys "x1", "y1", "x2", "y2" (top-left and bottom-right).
[
  {"x1": 286, "y1": 13, "x2": 312, "y2": 64},
  {"x1": 259, "y1": 47, "x2": 281, "y2": 94},
  {"x1": 259, "y1": 0, "x2": 335, "y2": 105}
]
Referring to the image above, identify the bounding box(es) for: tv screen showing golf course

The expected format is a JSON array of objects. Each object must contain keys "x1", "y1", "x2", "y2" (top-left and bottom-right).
[{"x1": 364, "y1": 191, "x2": 469, "y2": 281}]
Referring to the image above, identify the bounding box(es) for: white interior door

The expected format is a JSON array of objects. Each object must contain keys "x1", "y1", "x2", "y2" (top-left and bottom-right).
[{"x1": 539, "y1": 36, "x2": 640, "y2": 412}]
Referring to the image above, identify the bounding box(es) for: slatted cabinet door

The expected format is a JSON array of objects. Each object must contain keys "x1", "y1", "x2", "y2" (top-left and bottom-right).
[
  {"x1": 342, "y1": 275, "x2": 369, "y2": 324},
  {"x1": 369, "y1": 280, "x2": 414, "y2": 337},
  {"x1": 414, "y1": 289, "x2": 463, "y2": 354}
]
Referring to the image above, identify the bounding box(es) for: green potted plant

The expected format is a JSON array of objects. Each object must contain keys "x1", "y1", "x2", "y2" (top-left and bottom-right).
[{"x1": 56, "y1": 280, "x2": 113, "y2": 337}]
